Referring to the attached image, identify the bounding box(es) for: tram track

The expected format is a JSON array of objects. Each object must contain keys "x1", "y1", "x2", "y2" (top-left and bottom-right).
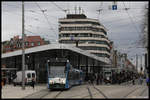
[
  {"x1": 23, "y1": 88, "x2": 49, "y2": 98},
  {"x1": 93, "y1": 85, "x2": 108, "y2": 98},
  {"x1": 42, "y1": 90, "x2": 63, "y2": 98},
  {"x1": 23, "y1": 84, "x2": 148, "y2": 98},
  {"x1": 39, "y1": 91, "x2": 50, "y2": 99},
  {"x1": 90, "y1": 84, "x2": 136, "y2": 98},
  {"x1": 123, "y1": 86, "x2": 141, "y2": 98},
  {"x1": 82, "y1": 85, "x2": 108, "y2": 98},
  {"x1": 139, "y1": 87, "x2": 148, "y2": 96},
  {"x1": 86, "y1": 86, "x2": 93, "y2": 99},
  {"x1": 53, "y1": 91, "x2": 62, "y2": 98},
  {"x1": 24, "y1": 88, "x2": 63, "y2": 99}
]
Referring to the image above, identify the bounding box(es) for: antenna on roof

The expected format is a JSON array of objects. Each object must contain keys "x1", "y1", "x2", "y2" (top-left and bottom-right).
[
  {"x1": 79, "y1": 6, "x2": 81, "y2": 14},
  {"x1": 75, "y1": 5, "x2": 77, "y2": 14},
  {"x1": 82, "y1": 8, "x2": 84, "y2": 14}
]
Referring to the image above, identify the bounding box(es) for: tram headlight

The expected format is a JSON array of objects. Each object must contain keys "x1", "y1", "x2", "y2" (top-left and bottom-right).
[
  {"x1": 62, "y1": 80, "x2": 65, "y2": 84},
  {"x1": 61, "y1": 79, "x2": 66, "y2": 84},
  {"x1": 49, "y1": 80, "x2": 54, "y2": 84}
]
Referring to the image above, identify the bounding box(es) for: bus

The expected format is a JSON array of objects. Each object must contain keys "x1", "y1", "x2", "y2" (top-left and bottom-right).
[{"x1": 47, "y1": 58, "x2": 83, "y2": 90}]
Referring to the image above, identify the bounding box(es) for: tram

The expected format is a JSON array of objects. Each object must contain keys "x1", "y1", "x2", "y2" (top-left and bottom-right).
[{"x1": 46, "y1": 58, "x2": 83, "y2": 90}]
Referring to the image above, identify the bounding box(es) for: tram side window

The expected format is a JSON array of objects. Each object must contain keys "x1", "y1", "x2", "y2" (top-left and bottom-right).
[
  {"x1": 72, "y1": 72, "x2": 76, "y2": 80},
  {"x1": 72, "y1": 71, "x2": 79, "y2": 80},
  {"x1": 76, "y1": 72, "x2": 80, "y2": 80}
]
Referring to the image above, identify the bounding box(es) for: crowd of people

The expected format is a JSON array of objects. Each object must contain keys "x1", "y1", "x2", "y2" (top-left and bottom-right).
[
  {"x1": 84, "y1": 71, "x2": 148, "y2": 85},
  {"x1": 111, "y1": 71, "x2": 138, "y2": 84}
]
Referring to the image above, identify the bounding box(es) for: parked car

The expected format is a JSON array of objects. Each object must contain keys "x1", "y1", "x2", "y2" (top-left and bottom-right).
[{"x1": 13, "y1": 70, "x2": 36, "y2": 86}]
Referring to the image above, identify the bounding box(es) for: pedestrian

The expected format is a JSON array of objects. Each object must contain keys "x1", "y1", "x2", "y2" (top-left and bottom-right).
[
  {"x1": 146, "y1": 77, "x2": 149, "y2": 87},
  {"x1": 3, "y1": 77, "x2": 6, "y2": 86},
  {"x1": 90, "y1": 75, "x2": 93, "y2": 84},
  {"x1": 96, "y1": 74, "x2": 100, "y2": 85},
  {"x1": 139, "y1": 76, "x2": 143, "y2": 85},
  {"x1": 8, "y1": 76, "x2": 11, "y2": 84},
  {"x1": 31, "y1": 77, "x2": 35, "y2": 89},
  {"x1": 90, "y1": 74, "x2": 94, "y2": 85},
  {"x1": 94, "y1": 74, "x2": 96, "y2": 84},
  {"x1": 99, "y1": 73, "x2": 103, "y2": 85},
  {"x1": 132, "y1": 77, "x2": 135, "y2": 85},
  {"x1": 117, "y1": 75, "x2": 120, "y2": 84}
]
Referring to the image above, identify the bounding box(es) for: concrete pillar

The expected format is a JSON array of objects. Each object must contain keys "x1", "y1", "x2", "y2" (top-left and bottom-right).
[
  {"x1": 33, "y1": 54, "x2": 35, "y2": 70},
  {"x1": 78, "y1": 55, "x2": 80, "y2": 69},
  {"x1": 86, "y1": 56, "x2": 88, "y2": 77},
  {"x1": 92, "y1": 59, "x2": 95, "y2": 73},
  {"x1": 14, "y1": 56, "x2": 16, "y2": 68},
  {"x1": 14, "y1": 56, "x2": 17, "y2": 74}
]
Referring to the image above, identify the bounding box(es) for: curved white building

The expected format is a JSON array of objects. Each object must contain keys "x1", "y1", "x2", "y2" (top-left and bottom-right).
[{"x1": 59, "y1": 14, "x2": 111, "y2": 59}]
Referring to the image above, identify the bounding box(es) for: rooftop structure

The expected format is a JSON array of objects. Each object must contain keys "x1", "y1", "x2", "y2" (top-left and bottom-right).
[{"x1": 59, "y1": 12, "x2": 111, "y2": 60}]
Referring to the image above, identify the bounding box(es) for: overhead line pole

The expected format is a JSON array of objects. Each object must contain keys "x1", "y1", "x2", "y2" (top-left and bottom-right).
[{"x1": 22, "y1": 1, "x2": 25, "y2": 90}]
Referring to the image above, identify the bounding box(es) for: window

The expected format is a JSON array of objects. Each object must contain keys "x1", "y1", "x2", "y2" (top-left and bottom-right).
[
  {"x1": 32, "y1": 73, "x2": 35, "y2": 78},
  {"x1": 27, "y1": 73, "x2": 31, "y2": 78},
  {"x1": 18, "y1": 43, "x2": 21, "y2": 48},
  {"x1": 31, "y1": 42, "x2": 34, "y2": 46},
  {"x1": 37, "y1": 42, "x2": 40, "y2": 46},
  {"x1": 25, "y1": 42, "x2": 29, "y2": 46}
]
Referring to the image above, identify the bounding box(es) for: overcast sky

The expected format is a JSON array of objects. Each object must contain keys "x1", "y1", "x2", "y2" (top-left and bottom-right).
[{"x1": 2, "y1": 1, "x2": 148, "y2": 69}]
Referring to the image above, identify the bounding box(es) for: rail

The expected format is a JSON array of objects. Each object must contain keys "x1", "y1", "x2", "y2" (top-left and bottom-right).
[{"x1": 24, "y1": 89, "x2": 63, "y2": 98}]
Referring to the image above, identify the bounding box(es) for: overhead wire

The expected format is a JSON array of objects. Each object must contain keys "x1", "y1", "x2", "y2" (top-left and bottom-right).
[
  {"x1": 51, "y1": 2, "x2": 67, "y2": 13},
  {"x1": 107, "y1": 2, "x2": 145, "y2": 54},
  {"x1": 25, "y1": 9, "x2": 58, "y2": 20},
  {"x1": 102, "y1": 14, "x2": 144, "y2": 24},
  {"x1": 30, "y1": 25, "x2": 56, "y2": 37},
  {"x1": 25, "y1": 28, "x2": 55, "y2": 41},
  {"x1": 122, "y1": 2, "x2": 146, "y2": 48},
  {"x1": 25, "y1": 24, "x2": 56, "y2": 36},
  {"x1": 34, "y1": 2, "x2": 58, "y2": 39},
  {"x1": 3, "y1": 2, "x2": 147, "y2": 44},
  {"x1": 3, "y1": 9, "x2": 45, "y2": 23},
  {"x1": 122, "y1": 2, "x2": 141, "y2": 34},
  {"x1": 3, "y1": 3, "x2": 58, "y2": 42},
  {"x1": 3, "y1": 9, "x2": 57, "y2": 33}
]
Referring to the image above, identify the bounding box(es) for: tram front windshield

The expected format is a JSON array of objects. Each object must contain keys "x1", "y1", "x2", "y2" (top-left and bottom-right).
[{"x1": 49, "y1": 62, "x2": 66, "y2": 78}]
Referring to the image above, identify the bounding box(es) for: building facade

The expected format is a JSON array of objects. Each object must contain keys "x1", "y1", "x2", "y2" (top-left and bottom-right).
[
  {"x1": 2, "y1": 35, "x2": 50, "y2": 53},
  {"x1": 59, "y1": 14, "x2": 111, "y2": 60}
]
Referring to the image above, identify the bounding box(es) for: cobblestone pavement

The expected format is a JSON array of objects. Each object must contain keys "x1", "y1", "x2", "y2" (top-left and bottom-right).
[
  {"x1": 2, "y1": 84, "x2": 46, "y2": 98},
  {"x1": 2, "y1": 82, "x2": 149, "y2": 99}
]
